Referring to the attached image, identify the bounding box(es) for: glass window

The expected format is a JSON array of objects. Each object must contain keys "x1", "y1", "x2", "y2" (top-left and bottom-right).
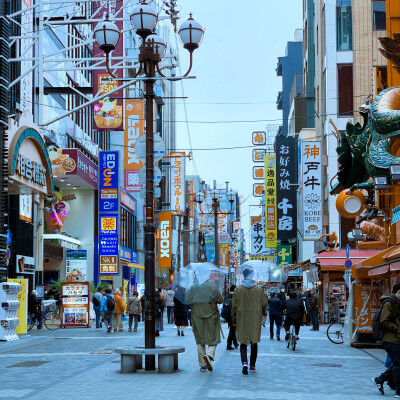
[
  {"x1": 336, "y1": 0, "x2": 352, "y2": 51},
  {"x1": 373, "y1": 1, "x2": 386, "y2": 31},
  {"x1": 338, "y1": 64, "x2": 353, "y2": 116}
]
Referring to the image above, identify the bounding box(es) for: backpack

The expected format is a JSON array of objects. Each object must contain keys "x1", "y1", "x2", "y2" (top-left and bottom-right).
[
  {"x1": 155, "y1": 301, "x2": 162, "y2": 317},
  {"x1": 372, "y1": 299, "x2": 391, "y2": 342},
  {"x1": 106, "y1": 295, "x2": 116, "y2": 311},
  {"x1": 92, "y1": 295, "x2": 100, "y2": 307},
  {"x1": 221, "y1": 297, "x2": 232, "y2": 320}
]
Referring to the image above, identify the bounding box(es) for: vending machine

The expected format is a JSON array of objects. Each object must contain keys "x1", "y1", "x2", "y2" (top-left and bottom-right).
[{"x1": 0, "y1": 282, "x2": 21, "y2": 341}]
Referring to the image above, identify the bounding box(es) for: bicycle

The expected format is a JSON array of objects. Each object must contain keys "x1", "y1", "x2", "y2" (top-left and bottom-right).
[
  {"x1": 286, "y1": 324, "x2": 297, "y2": 351},
  {"x1": 326, "y1": 322, "x2": 344, "y2": 344},
  {"x1": 27, "y1": 300, "x2": 62, "y2": 331}
]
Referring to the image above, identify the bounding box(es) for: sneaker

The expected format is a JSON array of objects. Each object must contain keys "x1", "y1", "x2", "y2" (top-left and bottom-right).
[
  {"x1": 395, "y1": 389, "x2": 400, "y2": 398},
  {"x1": 119, "y1": 329, "x2": 124, "y2": 332},
  {"x1": 295, "y1": 335, "x2": 299, "y2": 340},
  {"x1": 277, "y1": 335, "x2": 280, "y2": 341},
  {"x1": 133, "y1": 329, "x2": 137, "y2": 332},
  {"x1": 107, "y1": 327, "x2": 111, "y2": 333},
  {"x1": 285, "y1": 333, "x2": 290, "y2": 341},
  {"x1": 242, "y1": 363, "x2": 248, "y2": 375},
  {"x1": 372, "y1": 377, "x2": 385, "y2": 395},
  {"x1": 226, "y1": 346, "x2": 234, "y2": 350},
  {"x1": 178, "y1": 331, "x2": 180, "y2": 336},
  {"x1": 234, "y1": 343, "x2": 239, "y2": 349},
  {"x1": 200, "y1": 366, "x2": 207, "y2": 372},
  {"x1": 181, "y1": 332, "x2": 185, "y2": 336},
  {"x1": 250, "y1": 366, "x2": 256, "y2": 373},
  {"x1": 270, "y1": 336, "x2": 274, "y2": 340},
  {"x1": 204, "y1": 355, "x2": 213, "y2": 371},
  {"x1": 128, "y1": 328, "x2": 132, "y2": 332}
]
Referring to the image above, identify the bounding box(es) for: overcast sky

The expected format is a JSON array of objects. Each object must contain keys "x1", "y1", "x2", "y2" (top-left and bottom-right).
[{"x1": 173, "y1": 0, "x2": 302, "y2": 251}]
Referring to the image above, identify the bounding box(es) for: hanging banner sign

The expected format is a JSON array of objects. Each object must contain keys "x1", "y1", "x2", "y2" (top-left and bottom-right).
[
  {"x1": 302, "y1": 141, "x2": 323, "y2": 240},
  {"x1": 220, "y1": 243, "x2": 229, "y2": 272},
  {"x1": 158, "y1": 211, "x2": 172, "y2": 269},
  {"x1": 276, "y1": 136, "x2": 297, "y2": 240},
  {"x1": 252, "y1": 131, "x2": 266, "y2": 145},
  {"x1": 188, "y1": 180, "x2": 194, "y2": 231},
  {"x1": 99, "y1": 151, "x2": 119, "y2": 213},
  {"x1": 205, "y1": 237, "x2": 215, "y2": 263},
  {"x1": 277, "y1": 244, "x2": 293, "y2": 269},
  {"x1": 250, "y1": 215, "x2": 267, "y2": 255},
  {"x1": 264, "y1": 154, "x2": 277, "y2": 248},
  {"x1": 170, "y1": 152, "x2": 186, "y2": 214},
  {"x1": 61, "y1": 282, "x2": 90, "y2": 327},
  {"x1": 253, "y1": 183, "x2": 265, "y2": 197},
  {"x1": 252, "y1": 149, "x2": 266, "y2": 163},
  {"x1": 99, "y1": 213, "x2": 119, "y2": 275},
  {"x1": 253, "y1": 166, "x2": 265, "y2": 180},
  {"x1": 124, "y1": 99, "x2": 144, "y2": 192}
]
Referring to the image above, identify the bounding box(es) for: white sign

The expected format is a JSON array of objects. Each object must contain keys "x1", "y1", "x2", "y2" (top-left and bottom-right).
[
  {"x1": 138, "y1": 165, "x2": 162, "y2": 186},
  {"x1": 16, "y1": 255, "x2": 35, "y2": 274},
  {"x1": 62, "y1": 284, "x2": 89, "y2": 297},
  {"x1": 250, "y1": 216, "x2": 267, "y2": 256},
  {"x1": 170, "y1": 152, "x2": 186, "y2": 214},
  {"x1": 19, "y1": 195, "x2": 32, "y2": 222},
  {"x1": 135, "y1": 134, "x2": 166, "y2": 163},
  {"x1": 20, "y1": 0, "x2": 33, "y2": 113},
  {"x1": 301, "y1": 141, "x2": 323, "y2": 240}
]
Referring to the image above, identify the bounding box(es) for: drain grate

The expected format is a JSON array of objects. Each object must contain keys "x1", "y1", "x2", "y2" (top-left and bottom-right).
[
  {"x1": 91, "y1": 350, "x2": 114, "y2": 354},
  {"x1": 312, "y1": 363, "x2": 342, "y2": 368},
  {"x1": 8, "y1": 361, "x2": 50, "y2": 368}
]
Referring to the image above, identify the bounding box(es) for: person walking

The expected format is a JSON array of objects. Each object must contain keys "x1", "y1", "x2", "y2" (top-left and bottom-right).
[
  {"x1": 277, "y1": 287, "x2": 286, "y2": 307},
  {"x1": 187, "y1": 280, "x2": 224, "y2": 372},
  {"x1": 127, "y1": 291, "x2": 141, "y2": 332},
  {"x1": 174, "y1": 287, "x2": 188, "y2": 336},
  {"x1": 164, "y1": 287, "x2": 175, "y2": 324},
  {"x1": 222, "y1": 285, "x2": 238, "y2": 350},
  {"x1": 268, "y1": 292, "x2": 283, "y2": 340},
  {"x1": 372, "y1": 284, "x2": 400, "y2": 397},
  {"x1": 155, "y1": 290, "x2": 165, "y2": 336},
  {"x1": 310, "y1": 288, "x2": 320, "y2": 331},
  {"x1": 100, "y1": 288, "x2": 115, "y2": 333},
  {"x1": 113, "y1": 290, "x2": 125, "y2": 332},
  {"x1": 232, "y1": 267, "x2": 267, "y2": 375},
  {"x1": 92, "y1": 287, "x2": 103, "y2": 328}
]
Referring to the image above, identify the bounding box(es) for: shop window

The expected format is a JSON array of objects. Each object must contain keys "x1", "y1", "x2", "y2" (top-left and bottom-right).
[
  {"x1": 373, "y1": 1, "x2": 386, "y2": 31},
  {"x1": 338, "y1": 64, "x2": 353, "y2": 116},
  {"x1": 336, "y1": 0, "x2": 352, "y2": 51},
  {"x1": 375, "y1": 66, "x2": 388, "y2": 95}
]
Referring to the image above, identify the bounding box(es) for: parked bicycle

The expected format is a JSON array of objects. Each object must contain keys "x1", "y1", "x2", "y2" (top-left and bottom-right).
[
  {"x1": 27, "y1": 300, "x2": 62, "y2": 331},
  {"x1": 326, "y1": 322, "x2": 344, "y2": 344},
  {"x1": 286, "y1": 324, "x2": 297, "y2": 351}
]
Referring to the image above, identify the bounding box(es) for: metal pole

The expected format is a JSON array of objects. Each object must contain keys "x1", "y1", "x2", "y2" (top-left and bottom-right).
[
  {"x1": 144, "y1": 75, "x2": 156, "y2": 370},
  {"x1": 214, "y1": 199, "x2": 220, "y2": 268}
]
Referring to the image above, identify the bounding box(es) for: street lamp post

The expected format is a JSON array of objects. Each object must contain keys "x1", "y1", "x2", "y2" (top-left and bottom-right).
[
  {"x1": 227, "y1": 190, "x2": 235, "y2": 284},
  {"x1": 95, "y1": 1, "x2": 203, "y2": 371},
  {"x1": 210, "y1": 189, "x2": 221, "y2": 268}
]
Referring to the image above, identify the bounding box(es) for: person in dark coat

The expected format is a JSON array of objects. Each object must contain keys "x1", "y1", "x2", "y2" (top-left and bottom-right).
[
  {"x1": 283, "y1": 291, "x2": 305, "y2": 340},
  {"x1": 174, "y1": 287, "x2": 188, "y2": 336},
  {"x1": 223, "y1": 285, "x2": 238, "y2": 350},
  {"x1": 310, "y1": 288, "x2": 320, "y2": 331},
  {"x1": 277, "y1": 288, "x2": 286, "y2": 307},
  {"x1": 155, "y1": 290, "x2": 165, "y2": 336},
  {"x1": 268, "y1": 292, "x2": 283, "y2": 340},
  {"x1": 28, "y1": 290, "x2": 42, "y2": 323}
]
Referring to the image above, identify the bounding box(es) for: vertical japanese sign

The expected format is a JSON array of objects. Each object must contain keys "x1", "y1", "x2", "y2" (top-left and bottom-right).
[
  {"x1": 277, "y1": 244, "x2": 293, "y2": 269},
  {"x1": 302, "y1": 142, "x2": 322, "y2": 240},
  {"x1": 188, "y1": 180, "x2": 194, "y2": 231},
  {"x1": 99, "y1": 213, "x2": 119, "y2": 275},
  {"x1": 21, "y1": 0, "x2": 33, "y2": 113},
  {"x1": 92, "y1": 0, "x2": 124, "y2": 130},
  {"x1": 205, "y1": 238, "x2": 215, "y2": 262},
  {"x1": 170, "y1": 152, "x2": 186, "y2": 214},
  {"x1": 218, "y1": 211, "x2": 228, "y2": 233},
  {"x1": 264, "y1": 155, "x2": 277, "y2": 248},
  {"x1": 124, "y1": 99, "x2": 144, "y2": 192},
  {"x1": 250, "y1": 216, "x2": 267, "y2": 256},
  {"x1": 157, "y1": 211, "x2": 172, "y2": 269},
  {"x1": 276, "y1": 137, "x2": 297, "y2": 240},
  {"x1": 99, "y1": 151, "x2": 119, "y2": 212},
  {"x1": 220, "y1": 243, "x2": 229, "y2": 272}
]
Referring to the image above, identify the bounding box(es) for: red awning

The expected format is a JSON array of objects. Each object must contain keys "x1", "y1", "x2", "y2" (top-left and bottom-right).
[
  {"x1": 317, "y1": 250, "x2": 382, "y2": 272},
  {"x1": 368, "y1": 265, "x2": 390, "y2": 276}
]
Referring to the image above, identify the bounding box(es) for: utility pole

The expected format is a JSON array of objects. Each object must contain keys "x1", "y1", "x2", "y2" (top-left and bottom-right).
[{"x1": 214, "y1": 198, "x2": 220, "y2": 268}]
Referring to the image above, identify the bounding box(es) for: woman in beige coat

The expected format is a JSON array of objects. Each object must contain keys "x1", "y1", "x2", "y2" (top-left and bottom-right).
[{"x1": 232, "y1": 267, "x2": 267, "y2": 374}]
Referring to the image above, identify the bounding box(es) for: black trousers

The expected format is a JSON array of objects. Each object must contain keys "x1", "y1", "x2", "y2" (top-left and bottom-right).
[
  {"x1": 240, "y1": 343, "x2": 258, "y2": 367},
  {"x1": 167, "y1": 306, "x2": 174, "y2": 323},
  {"x1": 227, "y1": 324, "x2": 238, "y2": 348},
  {"x1": 311, "y1": 309, "x2": 319, "y2": 330},
  {"x1": 378, "y1": 341, "x2": 400, "y2": 389},
  {"x1": 284, "y1": 317, "x2": 302, "y2": 335}
]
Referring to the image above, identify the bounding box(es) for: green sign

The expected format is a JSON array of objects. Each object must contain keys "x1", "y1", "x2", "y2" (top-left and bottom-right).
[{"x1": 277, "y1": 245, "x2": 292, "y2": 269}]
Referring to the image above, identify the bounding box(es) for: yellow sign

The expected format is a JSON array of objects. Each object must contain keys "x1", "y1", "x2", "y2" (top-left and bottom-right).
[
  {"x1": 264, "y1": 154, "x2": 277, "y2": 248},
  {"x1": 123, "y1": 279, "x2": 129, "y2": 308},
  {"x1": 8, "y1": 278, "x2": 28, "y2": 334},
  {"x1": 249, "y1": 255, "x2": 275, "y2": 262},
  {"x1": 101, "y1": 216, "x2": 117, "y2": 231}
]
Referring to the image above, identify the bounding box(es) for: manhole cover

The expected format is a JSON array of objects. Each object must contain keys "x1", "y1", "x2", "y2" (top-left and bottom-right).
[
  {"x1": 8, "y1": 361, "x2": 50, "y2": 368},
  {"x1": 91, "y1": 350, "x2": 113, "y2": 354},
  {"x1": 312, "y1": 363, "x2": 342, "y2": 368}
]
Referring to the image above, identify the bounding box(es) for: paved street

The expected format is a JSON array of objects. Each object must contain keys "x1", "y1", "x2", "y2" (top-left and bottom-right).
[{"x1": 0, "y1": 317, "x2": 390, "y2": 400}]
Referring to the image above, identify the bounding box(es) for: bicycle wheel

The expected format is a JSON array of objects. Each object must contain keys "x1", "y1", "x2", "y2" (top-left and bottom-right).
[
  {"x1": 286, "y1": 335, "x2": 290, "y2": 348},
  {"x1": 327, "y1": 323, "x2": 344, "y2": 344},
  {"x1": 44, "y1": 312, "x2": 62, "y2": 330},
  {"x1": 27, "y1": 313, "x2": 35, "y2": 331}
]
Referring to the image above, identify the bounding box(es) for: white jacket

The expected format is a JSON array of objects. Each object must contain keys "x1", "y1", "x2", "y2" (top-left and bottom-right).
[{"x1": 164, "y1": 290, "x2": 175, "y2": 307}]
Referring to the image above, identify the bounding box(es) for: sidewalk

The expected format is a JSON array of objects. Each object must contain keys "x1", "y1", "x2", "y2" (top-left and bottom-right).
[{"x1": 0, "y1": 318, "x2": 392, "y2": 400}]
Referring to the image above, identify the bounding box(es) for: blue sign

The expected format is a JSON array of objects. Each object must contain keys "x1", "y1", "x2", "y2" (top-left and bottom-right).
[
  {"x1": 345, "y1": 259, "x2": 352, "y2": 269},
  {"x1": 392, "y1": 205, "x2": 400, "y2": 225},
  {"x1": 132, "y1": 251, "x2": 138, "y2": 264},
  {"x1": 6, "y1": 229, "x2": 11, "y2": 247},
  {"x1": 120, "y1": 246, "x2": 132, "y2": 262},
  {"x1": 346, "y1": 244, "x2": 350, "y2": 259},
  {"x1": 99, "y1": 151, "x2": 119, "y2": 213},
  {"x1": 99, "y1": 213, "x2": 119, "y2": 275}
]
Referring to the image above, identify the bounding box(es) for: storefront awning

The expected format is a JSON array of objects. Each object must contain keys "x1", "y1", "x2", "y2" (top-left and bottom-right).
[
  {"x1": 127, "y1": 263, "x2": 145, "y2": 270},
  {"x1": 368, "y1": 264, "x2": 389, "y2": 276},
  {"x1": 43, "y1": 234, "x2": 81, "y2": 247}
]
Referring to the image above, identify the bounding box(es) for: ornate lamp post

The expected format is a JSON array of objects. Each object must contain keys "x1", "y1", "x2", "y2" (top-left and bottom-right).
[{"x1": 95, "y1": 0, "x2": 204, "y2": 371}]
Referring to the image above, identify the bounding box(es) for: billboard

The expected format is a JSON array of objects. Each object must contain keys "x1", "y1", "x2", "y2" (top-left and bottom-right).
[
  {"x1": 250, "y1": 215, "x2": 267, "y2": 256},
  {"x1": 170, "y1": 152, "x2": 186, "y2": 214},
  {"x1": 264, "y1": 154, "x2": 277, "y2": 248},
  {"x1": 124, "y1": 99, "x2": 144, "y2": 192},
  {"x1": 158, "y1": 212, "x2": 172, "y2": 269},
  {"x1": 99, "y1": 213, "x2": 119, "y2": 275},
  {"x1": 99, "y1": 151, "x2": 119, "y2": 213},
  {"x1": 276, "y1": 136, "x2": 297, "y2": 240},
  {"x1": 301, "y1": 142, "x2": 322, "y2": 240},
  {"x1": 277, "y1": 244, "x2": 293, "y2": 270}
]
